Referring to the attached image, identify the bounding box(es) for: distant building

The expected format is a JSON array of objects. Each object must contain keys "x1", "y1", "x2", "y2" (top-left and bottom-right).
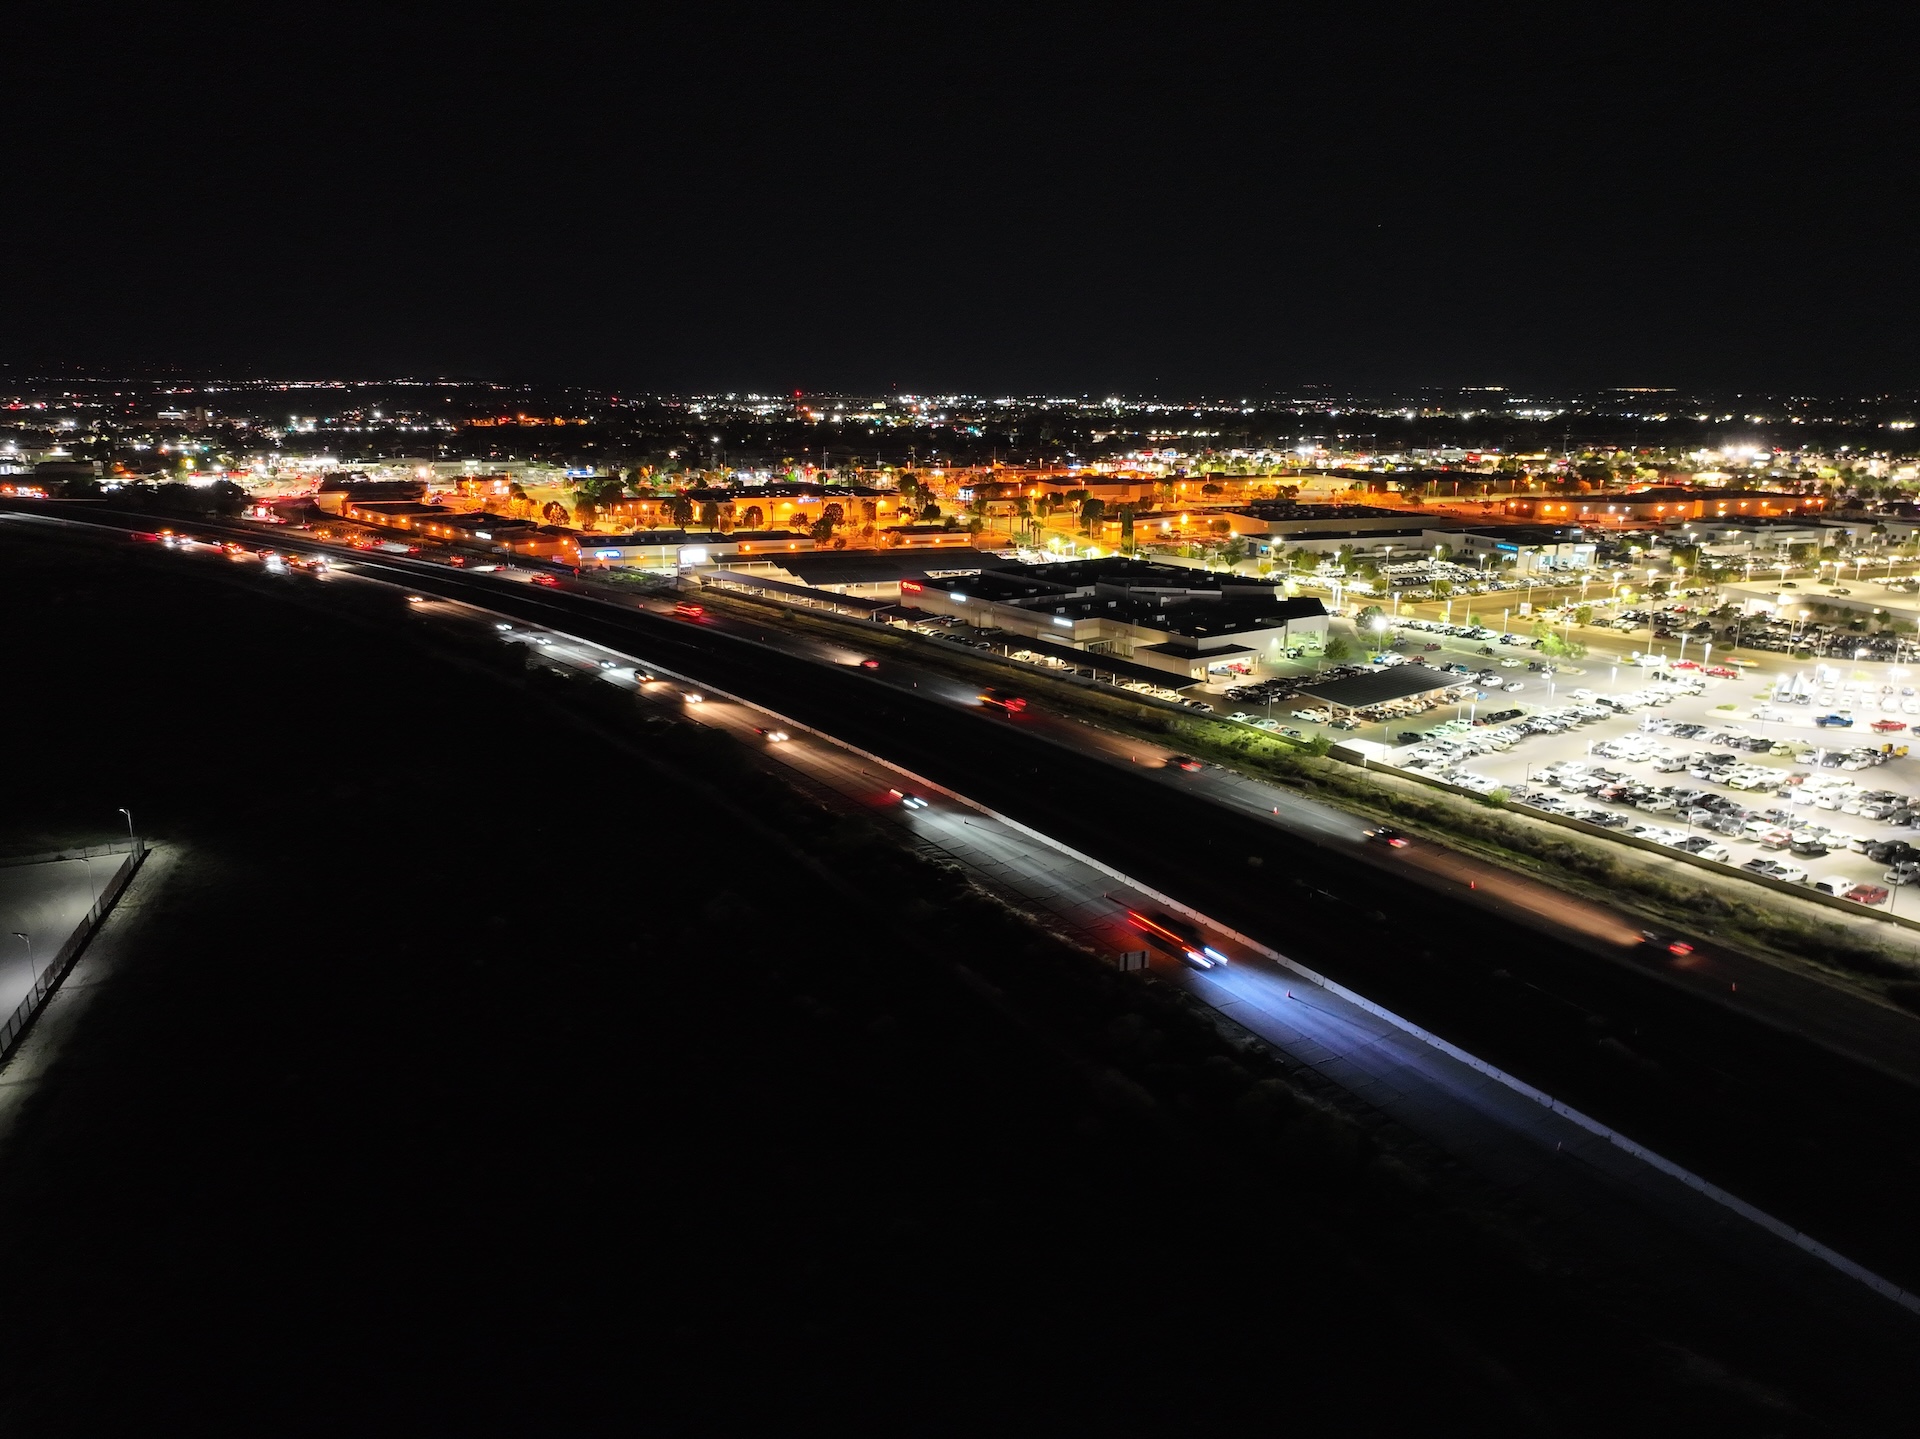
[
  {"x1": 578, "y1": 530, "x2": 815, "y2": 569},
  {"x1": 1501, "y1": 487, "x2": 1826, "y2": 526},
  {"x1": 908, "y1": 556, "x2": 1329, "y2": 682}
]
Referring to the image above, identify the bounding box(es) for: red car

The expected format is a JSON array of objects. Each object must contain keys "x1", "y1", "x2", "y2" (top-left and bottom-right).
[
  {"x1": 1847, "y1": 884, "x2": 1891, "y2": 906},
  {"x1": 1704, "y1": 666, "x2": 1738, "y2": 679},
  {"x1": 1167, "y1": 754, "x2": 1202, "y2": 772},
  {"x1": 530, "y1": 573, "x2": 560, "y2": 587},
  {"x1": 1670, "y1": 659, "x2": 1700, "y2": 670},
  {"x1": 1871, "y1": 720, "x2": 1907, "y2": 733}
]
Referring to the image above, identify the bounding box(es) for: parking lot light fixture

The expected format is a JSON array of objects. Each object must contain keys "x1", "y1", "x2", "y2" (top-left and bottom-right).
[{"x1": 12, "y1": 932, "x2": 33, "y2": 989}]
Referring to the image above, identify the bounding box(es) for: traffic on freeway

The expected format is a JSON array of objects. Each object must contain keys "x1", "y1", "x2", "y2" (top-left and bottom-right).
[{"x1": 18, "y1": 503, "x2": 1920, "y2": 1304}]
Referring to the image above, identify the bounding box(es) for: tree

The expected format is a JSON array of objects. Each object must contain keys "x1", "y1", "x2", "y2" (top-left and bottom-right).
[
  {"x1": 1222, "y1": 536, "x2": 1249, "y2": 568},
  {"x1": 542, "y1": 501, "x2": 570, "y2": 525},
  {"x1": 1431, "y1": 578, "x2": 1453, "y2": 598},
  {"x1": 1531, "y1": 620, "x2": 1587, "y2": 659},
  {"x1": 665, "y1": 494, "x2": 694, "y2": 527},
  {"x1": 1574, "y1": 604, "x2": 1594, "y2": 627},
  {"x1": 820, "y1": 502, "x2": 845, "y2": 528},
  {"x1": 699, "y1": 500, "x2": 720, "y2": 530},
  {"x1": 1080, "y1": 497, "x2": 1106, "y2": 533},
  {"x1": 1323, "y1": 635, "x2": 1355, "y2": 664},
  {"x1": 809, "y1": 515, "x2": 836, "y2": 542},
  {"x1": 1116, "y1": 502, "x2": 1135, "y2": 544},
  {"x1": 740, "y1": 505, "x2": 764, "y2": 530},
  {"x1": 919, "y1": 501, "x2": 942, "y2": 521},
  {"x1": 1209, "y1": 518, "x2": 1233, "y2": 537}
]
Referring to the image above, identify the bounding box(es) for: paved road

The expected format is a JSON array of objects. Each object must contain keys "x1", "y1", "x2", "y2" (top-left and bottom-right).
[
  {"x1": 451, "y1": 595, "x2": 1920, "y2": 1402},
  {"x1": 18, "y1": 507, "x2": 1920, "y2": 1294}
]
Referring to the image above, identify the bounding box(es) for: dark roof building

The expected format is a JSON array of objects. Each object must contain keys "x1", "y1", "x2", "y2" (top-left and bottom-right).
[{"x1": 908, "y1": 556, "x2": 1331, "y2": 683}]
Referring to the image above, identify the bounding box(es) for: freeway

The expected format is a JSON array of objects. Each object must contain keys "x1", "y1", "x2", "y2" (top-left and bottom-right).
[
  {"x1": 14, "y1": 504, "x2": 1920, "y2": 1296},
  {"x1": 296, "y1": 561, "x2": 1920, "y2": 1402}
]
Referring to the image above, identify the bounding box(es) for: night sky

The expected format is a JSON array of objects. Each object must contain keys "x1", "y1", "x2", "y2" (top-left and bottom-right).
[{"x1": 11, "y1": 5, "x2": 1913, "y2": 394}]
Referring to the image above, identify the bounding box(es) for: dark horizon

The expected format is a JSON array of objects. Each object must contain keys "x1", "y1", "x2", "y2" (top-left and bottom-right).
[{"x1": 8, "y1": 7, "x2": 1915, "y2": 398}]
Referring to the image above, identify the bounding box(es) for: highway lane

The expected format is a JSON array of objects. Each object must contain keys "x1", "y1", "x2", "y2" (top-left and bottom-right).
[
  {"x1": 660, "y1": 579, "x2": 1920, "y2": 1089},
  {"x1": 424, "y1": 586, "x2": 1920, "y2": 1375},
  {"x1": 280, "y1": 550, "x2": 1920, "y2": 1282},
  {"x1": 18, "y1": 506, "x2": 1920, "y2": 1287}
]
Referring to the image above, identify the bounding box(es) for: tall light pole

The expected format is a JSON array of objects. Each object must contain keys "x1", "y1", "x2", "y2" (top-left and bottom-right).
[
  {"x1": 12, "y1": 932, "x2": 34, "y2": 991},
  {"x1": 118, "y1": 807, "x2": 134, "y2": 854}
]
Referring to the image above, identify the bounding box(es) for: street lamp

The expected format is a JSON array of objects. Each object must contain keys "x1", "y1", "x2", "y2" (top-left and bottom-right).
[
  {"x1": 12, "y1": 932, "x2": 34, "y2": 991},
  {"x1": 118, "y1": 807, "x2": 134, "y2": 854}
]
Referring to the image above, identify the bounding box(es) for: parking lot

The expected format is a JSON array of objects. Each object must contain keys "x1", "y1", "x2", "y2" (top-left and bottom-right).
[{"x1": 1218, "y1": 609, "x2": 1920, "y2": 913}]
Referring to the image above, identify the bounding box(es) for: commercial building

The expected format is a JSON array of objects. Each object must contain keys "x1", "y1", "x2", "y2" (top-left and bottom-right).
[
  {"x1": 577, "y1": 529, "x2": 816, "y2": 569},
  {"x1": 714, "y1": 549, "x2": 1024, "y2": 602},
  {"x1": 1501, "y1": 487, "x2": 1827, "y2": 526},
  {"x1": 1220, "y1": 501, "x2": 1438, "y2": 543},
  {"x1": 907, "y1": 557, "x2": 1329, "y2": 683},
  {"x1": 1448, "y1": 526, "x2": 1596, "y2": 573}
]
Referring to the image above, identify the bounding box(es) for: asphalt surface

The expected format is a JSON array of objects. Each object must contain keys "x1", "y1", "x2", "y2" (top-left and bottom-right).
[
  {"x1": 15, "y1": 505, "x2": 1920, "y2": 1306},
  {"x1": 0, "y1": 859, "x2": 110, "y2": 1016},
  {"x1": 353, "y1": 575, "x2": 1920, "y2": 1417}
]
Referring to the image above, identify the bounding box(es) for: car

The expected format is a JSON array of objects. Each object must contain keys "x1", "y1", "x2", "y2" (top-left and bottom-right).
[
  {"x1": 860, "y1": 658, "x2": 879, "y2": 669},
  {"x1": 979, "y1": 688, "x2": 1029, "y2": 714},
  {"x1": 673, "y1": 600, "x2": 705, "y2": 618},
  {"x1": 1503, "y1": 681, "x2": 1525, "y2": 693},
  {"x1": 406, "y1": 594, "x2": 425, "y2": 604},
  {"x1": 754, "y1": 727, "x2": 790, "y2": 742},
  {"x1": 1638, "y1": 929, "x2": 1695, "y2": 957},
  {"x1": 1847, "y1": 884, "x2": 1891, "y2": 906},
  {"x1": 530, "y1": 574, "x2": 560, "y2": 587},
  {"x1": 1872, "y1": 720, "x2": 1907, "y2": 733},
  {"x1": 1815, "y1": 714, "x2": 1855, "y2": 728},
  {"x1": 1364, "y1": 827, "x2": 1410, "y2": 848},
  {"x1": 684, "y1": 691, "x2": 705, "y2": 705},
  {"x1": 1499, "y1": 658, "x2": 1524, "y2": 668},
  {"x1": 1167, "y1": 754, "x2": 1202, "y2": 772},
  {"x1": 890, "y1": 789, "x2": 930, "y2": 810}
]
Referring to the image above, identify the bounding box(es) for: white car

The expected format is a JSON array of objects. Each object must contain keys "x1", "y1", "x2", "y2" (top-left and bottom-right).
[{"x1": 1503, "y1": 681, "x2": 1525, "y2": 693}]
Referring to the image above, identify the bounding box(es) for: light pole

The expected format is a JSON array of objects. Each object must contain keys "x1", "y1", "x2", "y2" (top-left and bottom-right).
[
  {"x1": 118, "y1": 807, "x2": 134, "y2": 854},
  {"x1": 12, "y1": 932, "x2": 34, "y2": 992}
]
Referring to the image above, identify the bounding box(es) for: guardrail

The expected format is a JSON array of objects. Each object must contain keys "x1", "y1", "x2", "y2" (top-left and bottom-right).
[{"x1": 0, "y1": 842, "x2": 146, "y2": 1060}]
